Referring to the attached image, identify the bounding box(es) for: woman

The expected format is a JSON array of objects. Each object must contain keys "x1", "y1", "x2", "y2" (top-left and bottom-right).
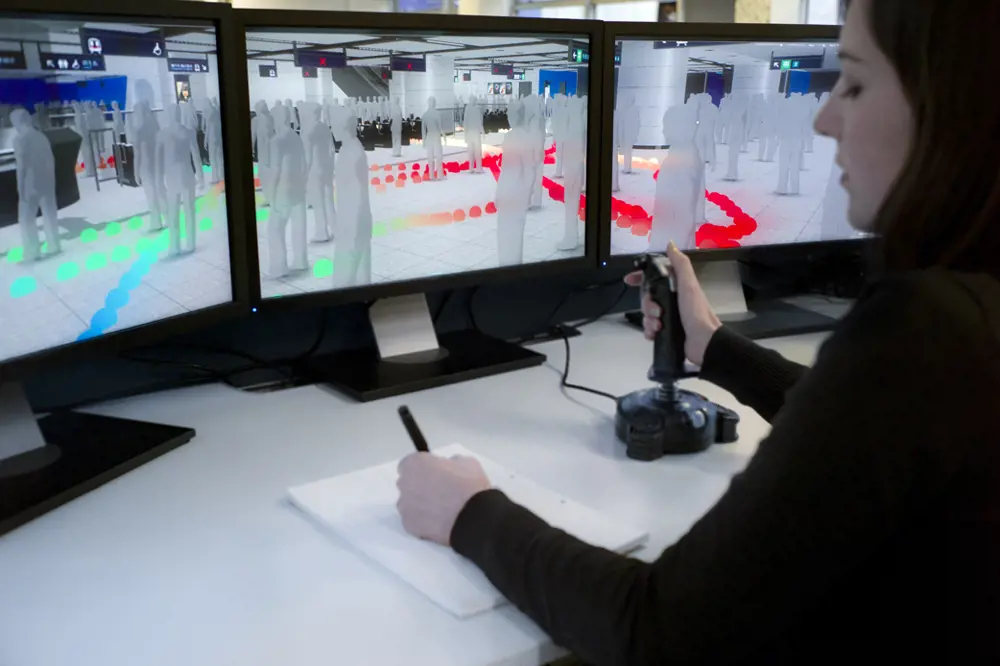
[{"x1": 397, "y1": 0, "x2": 1000, "y2": 662}]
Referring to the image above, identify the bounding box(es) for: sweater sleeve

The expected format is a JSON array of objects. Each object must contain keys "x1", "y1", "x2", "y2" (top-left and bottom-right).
[
  {"x1": 698, "y1": 326, "x2": 809, "y2": 423},
  {"x1": 451, "y1": 272, "x2": 996, "y2": 666}
]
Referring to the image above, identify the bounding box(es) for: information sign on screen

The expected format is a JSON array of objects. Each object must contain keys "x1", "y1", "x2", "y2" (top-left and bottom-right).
[
  {"x1": 491, "y1": 62, "x2": 513, "y2": 76},
  {"x1": 0, "y1": 50, "x2": 25, "y2": 70},
  {"x1": 770, "y1": 55, "x2": 825, "y2": 71},
  {"x1": 80, "y1": 28, "x2": 166, "y2": 58},
  {"x1": 39, "y1": 53, "x2": 106, "y2": 72},
  {"x1": 569, "y1": 46, "x2": 588, "y2": 64},
  {"x1": 390, "y1": 55, "x2": 426, "y2": 72},
  {"x1": 301, "y1": 65, "x2": 318, "y2": 78},
  {"x1": 295, "y1": 50, "x2": 347, "y2": 68},
  {"x1": 258, "y1": 64, "x2": 277, "y2": 77},
  {"x1": 168, "y1": 58, "x2": 210, "y2": 74}
]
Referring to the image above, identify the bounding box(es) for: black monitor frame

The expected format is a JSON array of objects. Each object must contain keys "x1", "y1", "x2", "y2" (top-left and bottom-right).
[
  {"x1": 0, "y1": 0, "x2": 255, "y2": 381},
  {"x1": 597, "y1": 22, "x2": 854, "y2": 271},
  {"x1": 233, "y1": 10, "x2": 606, "y2": 313}
]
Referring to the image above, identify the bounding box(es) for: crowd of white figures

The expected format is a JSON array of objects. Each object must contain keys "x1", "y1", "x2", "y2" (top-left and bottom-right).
[
  {"x1": 7, "y1": 98, "x2": 224, "y2": 262},
  {"x1": 612, "y1": 90, "x2": 838, "y2": 249},
  {"x1": 251, "y1": 91, "x2": 589, "y2": 284}
]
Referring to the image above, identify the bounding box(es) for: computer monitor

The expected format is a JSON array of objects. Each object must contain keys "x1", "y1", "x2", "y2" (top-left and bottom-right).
[
  {"x1": 234, "y1": 11, "x2": 604, "y2": 400},
  {"x1": 0, "y1": 1, "x2": 251, "y2": 535},
  {"x1": 599, "y1": 24, "x2": 861, "y2": 338}
]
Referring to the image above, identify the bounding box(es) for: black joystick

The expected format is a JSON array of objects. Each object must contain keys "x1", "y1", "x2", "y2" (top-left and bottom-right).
[{"x1": 615, "y1": 254, "x2": 740, "y2": 460}]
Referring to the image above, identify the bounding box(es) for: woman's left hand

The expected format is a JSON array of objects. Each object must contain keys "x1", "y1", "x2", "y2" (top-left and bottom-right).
[{"x1": 396, "y1": 453, "x2": 492, "y2": 546}]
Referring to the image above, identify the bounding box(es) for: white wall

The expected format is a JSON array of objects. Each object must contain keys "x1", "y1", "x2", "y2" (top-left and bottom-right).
[
  {"x1": 595, "y1": 1, "x2": 658, "y2": 21},
  {"x1": 233, "y1": 0, "x2": 391, "y2": 10},
  {"x1": 770, "y1": 0, "x2": 803, "y2": 23},
  {"x1": 540, "y1": 5, "x2": 586, "y2": 19},
  {"x1": 806, "y1": 0, "x2": 841, "y2": 24},
  {"x1": 391, "y1": 55, "x2": 456, "y2": 118}
]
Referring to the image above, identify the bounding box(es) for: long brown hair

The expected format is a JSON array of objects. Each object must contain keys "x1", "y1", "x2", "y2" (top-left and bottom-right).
[{"x1": 851, "y1": 0, "x2": 1000, "y2": 277}]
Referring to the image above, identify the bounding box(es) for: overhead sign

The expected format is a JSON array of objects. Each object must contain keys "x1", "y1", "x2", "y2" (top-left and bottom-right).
[
  {"x1": 301, "y1": 65, "x2": 318, "y2": 78},
  {"x1": 653, "y1": 40, "x2": 735, "y2": 49},
  {"x1": 491, "y1": 62, "x2": 513, "y2": 76},
  {"x1": 509, "y1": 70, "x2": 526, "y2": 80},
  {"x1": 258, "y1": 64, "x2": 277, "y2": 77},
  {"x1": 771, "y1": 55, "x2": 825, "y2": 70},
  {"x1": 168, "y1": 58, "x2": 210, "y2": 74},
  {"x1": 0, "y1": 50, "x2": 26, "y2": 70},
  {"x1": 295, "y1": 50, "x2": 347, "y2": 69},
  {"x1": 40, "y1": 53, "x2": 106, "y2": 72},
  {"x1": 80, "y1": 29, "x2": 166, "y2": 58},
  {"x1": 569, "y1": 46, "x2": 589, "y2": 64},
  {"x1": 614, "y1": 41, "x2": 622, "y2": 66},
  {"x1": 390, "y1": 55, "x2": 426, "y2": 72}
]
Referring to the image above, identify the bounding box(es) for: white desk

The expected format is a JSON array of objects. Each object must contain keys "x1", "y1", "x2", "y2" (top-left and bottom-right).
[{"x1": 0, "y1": 321, "x2": 828, "y2": 666}]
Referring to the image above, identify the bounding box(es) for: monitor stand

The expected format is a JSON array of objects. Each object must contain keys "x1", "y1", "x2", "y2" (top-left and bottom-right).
[
  {"x1": 295, "y1": 294, "x2": 546, "y2": 402},
  {"x1": 0, "y1": 380, "x2": 195, "y2": 536},
  {"x1": 625, "y1": 260, "x2": 839, "y2": 340}
]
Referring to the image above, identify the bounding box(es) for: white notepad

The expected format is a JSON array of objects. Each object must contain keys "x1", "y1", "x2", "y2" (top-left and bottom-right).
[{"x1": 287, "y1": 444, "x2": 649, "y2": 619}]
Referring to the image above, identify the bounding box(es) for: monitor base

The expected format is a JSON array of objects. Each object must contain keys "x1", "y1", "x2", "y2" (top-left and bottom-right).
[
  {"x1": 1, "y1": 381, "x2": 195, "y2": 536},
  {"x1": 296, "y1": 328, "x2": 546, "y2": 402}
]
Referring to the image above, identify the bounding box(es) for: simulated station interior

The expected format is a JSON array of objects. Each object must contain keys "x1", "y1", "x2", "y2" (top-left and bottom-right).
[
  {"x1": 0, "y1": 14, "x2": 232, "y2": 365},
  {"x1": 244, "y1": 28, "x2": 591, "y2": 299},
  {"x1": 609, "y1": 38, "x2": 865, "y2": 257}
]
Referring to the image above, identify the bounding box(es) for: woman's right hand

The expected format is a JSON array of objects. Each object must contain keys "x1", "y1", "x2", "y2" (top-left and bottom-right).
[{"x1": 624, "y1": 242, "x2": 723, "y2": 368}]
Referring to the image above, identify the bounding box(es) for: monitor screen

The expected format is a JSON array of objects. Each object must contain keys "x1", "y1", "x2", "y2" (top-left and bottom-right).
[
  {"x1": 0, "y1": 13, "x2": 234, "y2": 365},
  {"x1": 244, "y1": 28, "x2": 591, "y2": 299},
  {"x1": 608, "y1": 38, "x2": 865, "y2": 257}
]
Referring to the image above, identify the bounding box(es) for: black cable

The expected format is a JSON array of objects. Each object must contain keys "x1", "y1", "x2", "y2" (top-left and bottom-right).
[{"x1": 558, "y1": 327, "x2": 618, "y2": 403}]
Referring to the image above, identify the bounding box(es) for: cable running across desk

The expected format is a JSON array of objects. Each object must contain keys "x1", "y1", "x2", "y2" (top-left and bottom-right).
[{"x1": 557, "y1": 328, "x2": 619, "y2": 403}]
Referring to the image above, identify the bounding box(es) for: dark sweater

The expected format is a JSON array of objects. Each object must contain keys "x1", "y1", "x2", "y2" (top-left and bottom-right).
[{"x1": 451, "y1": 270, "x2": 1000, "y2": 665}]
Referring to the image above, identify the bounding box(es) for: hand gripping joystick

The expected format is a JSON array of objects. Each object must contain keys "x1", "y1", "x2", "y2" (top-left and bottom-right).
[{"x1": 615, "y1": 254, "x2": 740, "y2": 460}]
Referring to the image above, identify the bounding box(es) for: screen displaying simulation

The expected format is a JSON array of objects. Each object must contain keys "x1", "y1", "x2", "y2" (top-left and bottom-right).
[
  {"x1": 243, "y1": 28, "x2": 590, "y2": 298},
  {"x1": 0, "y1": 14, "x2": 232, "y2": 364},
  {"x1": 608, "y1": 38, "x2": 865, "y2": 256}
]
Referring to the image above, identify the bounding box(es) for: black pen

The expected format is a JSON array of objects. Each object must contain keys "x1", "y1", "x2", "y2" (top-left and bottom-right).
[{"x1": 398, "y1": 405, "x2": 430, "y2": 453}]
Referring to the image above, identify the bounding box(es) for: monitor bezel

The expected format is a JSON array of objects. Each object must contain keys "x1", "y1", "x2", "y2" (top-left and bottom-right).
[
  {"x1": 233, "y1": 10, "x2": 606, "y2": 313},
  {"x1": 597, "y1": 22, "x2": 854, "y2": 271},
  {"x1": 0, "y1": 0, "x2": 255, "y2": 381}
]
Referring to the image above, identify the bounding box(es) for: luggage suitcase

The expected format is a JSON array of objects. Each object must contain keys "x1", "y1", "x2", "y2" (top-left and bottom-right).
[{"x1": 113, "y1": 143, "x2": 138, "y2": 188}]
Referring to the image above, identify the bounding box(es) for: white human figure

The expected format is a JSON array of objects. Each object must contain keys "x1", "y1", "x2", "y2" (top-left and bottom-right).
[
  {"x1": 524, "y1": 96, "x2": 544, "y2": 209},
  {"x1": 11, "y1": 108, "x2": 60, "y2": 261},
  {"x1": 205, "y1": 99, "x2": 224, "y2": 185},
  {"x1": 132, "y1": 101, "x2": 165, "y2": 232},
  {"x1": 252, "y1": 101, "x2": 276, "y2": 203},
  {"x1": 422, "y1": 97, "x2": 445, "y2": 180},
  {"x1": 180, "y1": 101, "x2": 198, "y2": 132},
  {"x1": 381, "y1": 96, "x2": 390, "y2": 121},
  {"x1": 304, "y1": 104, "x2": 336, "y2": 244},
  {"x1": 821, "y1": 160, "x2": 852, "y2": 240},
  {"x1": 284, "y1": 99, "x2": 297, "y2": 130},
  {"x1": 617, "y1": 92, "x2": 640, "y2": 173},
  {"x1": 157, "y1": 104, "x2": 203, "y2": 256},
  {"x1": 390, "y1": 98, "x2": 404, "y2": 158},
  {"x1": 723, "y1": 94, "x2": 747, "y2": 181},
  {"x1": 745, "y1": 93, "x2": 764, "y2": 142},
  {"x1": 463, "y1": 97, "x2": 484, "y2": 173},
  {"x1": 86, "y1": 101, "x2": 106, "y2": 162},
  {"x1": 111, "y1": 101, "x2": 125, "y2": 142},
  {"x1": 558, "y1": 96, "x2": 586, "y2": 252},
  {"x1": 495, "y1": 99, "x2": 534, "y2": 266},
  {"x1": 757, "y1": 95, "x2": 777, "y2": 161},
  {"x1": 693, "y1": 93, "x2": 718, "y2": 172},
  {"x1": 804, "y1": 93, "x2": 820, "y2": 153},
  {"x1": 650, "y1": 104, "x2": 703, "y2": 251},
  {"x1": 776, "y1": 95, "x2": 807, "y2": 195},
  {"x1": 266, "y1": 104, "x2": 308, "y2": 276},
  {"x1": 331, "y1": 108, "x2": 372, "y2": 288},
  {"x1": 717, "y1": 94, "x2": 731, "y2": 144},
  {"x1": 551, "y1": 94, "x2": 568, "y2": 179}
]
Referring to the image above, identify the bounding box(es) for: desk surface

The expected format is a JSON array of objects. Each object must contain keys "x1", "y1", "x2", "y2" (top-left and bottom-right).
[{"x1": 0, "y1": 320, "x2": 829, "y2": 666}]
